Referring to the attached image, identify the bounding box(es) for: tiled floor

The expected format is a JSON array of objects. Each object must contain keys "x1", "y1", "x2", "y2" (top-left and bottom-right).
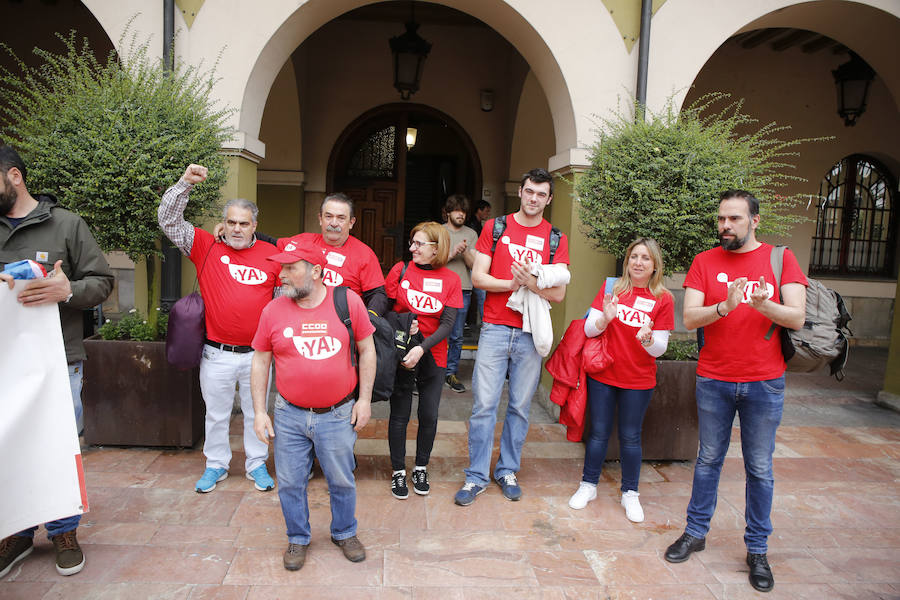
[{"x1": 3, "y1": 348, "x2": 899, "y2": 599}]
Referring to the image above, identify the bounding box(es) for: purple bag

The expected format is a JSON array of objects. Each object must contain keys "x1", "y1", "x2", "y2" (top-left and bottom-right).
[{"x1": 165, "y1": 292, "x2": 205, "y2": 370}]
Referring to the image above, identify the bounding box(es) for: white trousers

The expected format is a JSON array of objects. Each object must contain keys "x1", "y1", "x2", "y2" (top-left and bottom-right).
[{"x1": 199, "y1": 345, "x2": 270, "y2": 472}]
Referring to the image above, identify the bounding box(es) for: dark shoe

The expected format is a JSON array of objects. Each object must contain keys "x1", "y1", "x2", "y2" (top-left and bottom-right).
[
  {"x1": 0, "y1": 535, "x2": 33, "y2": 578},
  {"x1": 454, "y1": 482, "x2": 485, "y2": 506},
  {"x1": 391, "y1": 471, "x2": 409, "y2": 500},
  {"x1": 50, "y1": 530, "x2": 85, "y2": 576},
  {"x1": 747, "y1": 552, "x2": 774, "y2": 592},
  {"x1": 445, "y1": 374, "x2": 466, "y2": 393},
  {"x1": 283, "y1": 543, "x2": 308, "y2": 571},
  {"x1": 664, "y1": 532, "x2": 705, "y2": 563},
  {"x1": 332, "y1": 535, "x2": 366, "y2": 562},
  {"x1": 412, "y1": 469, "x2": 430, "y2": 495},
  {"x1": 495, "y1": 473, "x2": 522, "y2": 501}
]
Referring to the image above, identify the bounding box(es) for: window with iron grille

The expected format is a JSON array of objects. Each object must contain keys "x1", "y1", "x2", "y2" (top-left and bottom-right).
[{"x1": 810, "y1": 155, "x2": 897, "y2": 277}]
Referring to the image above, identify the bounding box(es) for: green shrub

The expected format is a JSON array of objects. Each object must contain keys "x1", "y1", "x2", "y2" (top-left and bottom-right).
[
  {"x1": 576, "y1": 93, "x2": 829, "y2": 274},
  {"x1": 96, "y1": 308, "x2": 165, "y2": 341},
  {"x1": 660, "y1": 339, "x2": 698, "y2": 361}
]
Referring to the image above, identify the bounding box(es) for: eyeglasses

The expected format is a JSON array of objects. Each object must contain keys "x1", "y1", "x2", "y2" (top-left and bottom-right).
[{"x1": 409, "y1": 240, "x2": 437, "y2": 249}]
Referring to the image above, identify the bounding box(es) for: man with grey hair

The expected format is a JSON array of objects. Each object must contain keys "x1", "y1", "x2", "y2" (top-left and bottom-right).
[{"x1": 159, "y1": 164, "x2": 281, "y2": 493}]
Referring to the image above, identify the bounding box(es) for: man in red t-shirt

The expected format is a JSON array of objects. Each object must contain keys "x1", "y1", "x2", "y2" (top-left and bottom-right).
[
  {"x1": 250, "y1": 244, "x2": 375, "y2": 571},
  {"x1": 159, "y1": 165, "x2": 281, "y2": 495},
  {"x1": 664, "y1": 190, "x2": 808, "y2": 594},
  {"x1": 455, "y1": 168, "x2": 570, "y2": 506}
]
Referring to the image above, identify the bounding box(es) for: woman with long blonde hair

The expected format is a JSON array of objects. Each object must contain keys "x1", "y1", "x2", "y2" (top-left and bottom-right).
[{"x1": 568, "y1": 237, "x2": 675, "y2": 522}]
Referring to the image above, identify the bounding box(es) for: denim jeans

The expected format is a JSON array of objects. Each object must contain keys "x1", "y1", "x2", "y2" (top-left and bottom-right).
[
  {"x1": 446, "y1": 289, "x2": 472, "y2": 376},
  {"x1": 273, "y1": 394, "x2": 358, "y2": 545},
  {"x1": 684, "y1": 375, "x2": 785, "y2": 554},
  {"x1": 17, "y1": 363, "x2": 84, "y2": 539},
  {"x1": 389, "y1": 350, "x2": 445, "y2": 470},
  {"x1": 199, "y1": 345, "x2": 269, "y2": 473},
  {"x1": 464, "y1": 323, "x2": 543, "y2": 486},
  {"x1": 582, "y1": 378, "x2": 653, "y2": 492}
]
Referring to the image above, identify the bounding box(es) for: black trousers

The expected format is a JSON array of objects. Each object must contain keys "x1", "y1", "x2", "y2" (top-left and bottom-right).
[{"x1": 388, "y1": 349, "x2": 445, "y2": 471}]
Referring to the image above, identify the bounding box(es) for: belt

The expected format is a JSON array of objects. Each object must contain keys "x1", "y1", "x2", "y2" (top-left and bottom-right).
[
  {"x1": 205, "y1": 339, "x2": 253, "y2": 353},
  {"x1": 295, "y1": 395, "x2": 353, "y2": 414}
]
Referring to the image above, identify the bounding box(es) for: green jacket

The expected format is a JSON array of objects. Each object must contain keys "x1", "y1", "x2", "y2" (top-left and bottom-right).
[{"x1": 1, "y1": 195, "x2": 114, "y2": 362}]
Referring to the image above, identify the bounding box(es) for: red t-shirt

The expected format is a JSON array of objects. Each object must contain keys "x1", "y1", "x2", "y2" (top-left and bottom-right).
[
  {"x1": 251, "y1": 287, "x2": 375, "y2": 408},
  {"x1": 277, "y1": 233, "x2": 384, "y2": 296},
  {"x1": 590, "y1": 287, "x2": 675, "y2": 389},
  {"x1": 190, "y1": 228, "x2": 280, "y2": 346},
  {"x1": 385, "y1": 261, "x2": 463, "y2": 368},
  {"x1": 475, "y1": 214, "x2": 570, "y2": 328},
  {"x1": 684, "y1": 243, "x2": 808, "y2": 382}
]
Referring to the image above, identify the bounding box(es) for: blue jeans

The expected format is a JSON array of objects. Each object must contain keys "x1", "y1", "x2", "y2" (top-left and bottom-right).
[
  {"x1": 273, "y1": 395, "x2": 358, "y2": 545},
  {"x1": 582, "y1": 378, "x2": 653, "y2": 492},
  {"x1": 685, "y1": 375, "x2": 785, "y2": 554},
  {"x1": 17, "y1": 362, "x2": 84, "y2": 539},
  {"x1": 446, "y1": 289, "x2": 472, "y2": 375},
  {"x1": 464, "y1": 323, "x2": 543, "y2": 486}
]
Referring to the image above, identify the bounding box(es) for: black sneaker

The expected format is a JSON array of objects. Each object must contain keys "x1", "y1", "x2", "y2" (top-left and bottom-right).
[
  {"x1": 0, "y1": 535, "x2": 34, "y2": 578},
  {"x1": 445, "y1": 374, "x2": 466, "y2": 393},
  {"x1": 412, "y1": 469, "x2": 430, "y2": 495},
  {"x1": 391, "y1": 471, "x2": 409, "y2": 499}
]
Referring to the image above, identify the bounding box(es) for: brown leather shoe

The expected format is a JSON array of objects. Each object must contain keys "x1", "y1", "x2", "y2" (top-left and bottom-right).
[
  {"x1": 0, "y1": 535, "x2": 34, "y2": 578},
  {"x1": 283, "y1": 543, "x2": 308, "y2": 571},
  {"x1": 331, "y1": 535, "x2": 366, "y2": 562},
  {"x1": 50, "y1": 530, "x2": 85, "y2": 576}
]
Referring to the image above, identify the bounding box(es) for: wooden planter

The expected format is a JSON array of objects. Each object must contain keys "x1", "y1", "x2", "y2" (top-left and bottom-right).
[
  {"x1": 82, "y1": 336, "x2": 204, "y2": 447},
  {"x1": 605, "y1": 359, "x2": 699, "y2": 461}
]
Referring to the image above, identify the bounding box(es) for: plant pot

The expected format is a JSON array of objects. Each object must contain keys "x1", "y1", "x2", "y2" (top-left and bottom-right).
[
  {"x1": 82, "y1": 336, "x2": 203, "y2": 447},
  {"x1": 605, "y1": 359, "x2": 699, "y2": 461}
]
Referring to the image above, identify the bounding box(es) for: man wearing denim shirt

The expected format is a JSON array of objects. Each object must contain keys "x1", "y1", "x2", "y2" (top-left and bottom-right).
[{"x1": 664, "y1": 190, "x2": 807, "y2": 593}]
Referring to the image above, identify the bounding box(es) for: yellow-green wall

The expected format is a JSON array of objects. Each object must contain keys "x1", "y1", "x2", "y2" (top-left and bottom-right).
[{"x1": 884, "y1": 278, "x2": 900, "y2": 394}]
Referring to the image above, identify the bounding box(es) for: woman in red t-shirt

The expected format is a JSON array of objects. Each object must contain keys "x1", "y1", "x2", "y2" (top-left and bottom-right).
[
  {"x1": 385, "y1": 222, "x2": 463, "y2": 500},
  {"x1": 568, "y1": 237, "x2": 675, "y2": 523}
]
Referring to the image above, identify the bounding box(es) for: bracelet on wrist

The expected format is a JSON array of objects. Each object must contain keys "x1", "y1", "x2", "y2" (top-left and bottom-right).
[{"x1": 716, "y1": 302, "x2": 728, "y2": 318}]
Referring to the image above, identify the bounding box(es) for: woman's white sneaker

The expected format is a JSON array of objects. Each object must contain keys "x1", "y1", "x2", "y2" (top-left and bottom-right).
[
  {"x1": 568, "y1": 482, "x2": 597, "y2": 509},
  {"x1": 621, "y1": 490, "x2": 644, "y2": 522}
]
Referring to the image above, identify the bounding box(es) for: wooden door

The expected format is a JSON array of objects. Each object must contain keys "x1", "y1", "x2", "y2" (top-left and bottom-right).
[{"x1": 344, "y1": 182, "x2": 405, "y2": 273}]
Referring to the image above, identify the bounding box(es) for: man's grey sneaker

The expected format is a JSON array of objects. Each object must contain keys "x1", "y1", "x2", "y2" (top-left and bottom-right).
[
  {"x1": 0, "y1": 535, "x2": 33, "y2": 578},
  {"x1": 246, "y1": 464, "x2": 275, "y2": 491},
  {"x1": 445, "y1": 374, "x2": 466, "y2": 393},
  {"x1": 50, "y1": 530, "x2": 85, "y2": 576},
  {"x1": 412, "y1": 468, "x2": 430, "y2": 495},
  {"x1": 391, "y1": 471, "x2": 409, "y2": 500},
  {"x1": 496, "y1": 473, "x2": 522, "y2": 501},
  {"x1": 332, "y1": 535, "x2": 366, "y2": 562},
  {"x1": 454, "y1": 482, "x2": 485, "y2": 506},
  {"x1": 283, "y1": 543, "x2": 308, "y2": 571},
  {"x1": 195, "y1": 467, "x2": 228, "y2": 493}
]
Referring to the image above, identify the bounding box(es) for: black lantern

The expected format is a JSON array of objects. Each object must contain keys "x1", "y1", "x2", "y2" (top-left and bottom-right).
[
  {"x1": 832, "y1": 52, "x2": 875, "y2": 127},
  {"x1": 389, "y1": 9, "x2": 431, "y2": 101}
]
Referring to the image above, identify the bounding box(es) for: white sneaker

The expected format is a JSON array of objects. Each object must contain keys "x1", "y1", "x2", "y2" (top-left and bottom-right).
[
  {"x1": 621, "y1": 490, "x2": 644, "y2": 522},
  {"x1": 568, "y1": 482, "x2": 597, "y2": 509}
]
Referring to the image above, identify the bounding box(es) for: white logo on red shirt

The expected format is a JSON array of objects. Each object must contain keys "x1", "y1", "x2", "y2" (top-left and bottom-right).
[
  {"x1": 321, "y1": 267, "x2": 343, "y2": 287},
  {"x1": 220, "y1": 256, "x2": 268, "y2": 285},
  {"x1": 400, "y1": 280, "x2": 443, "y2": 313},
  {"x1": 617, "y1": 303, "x2": 651, "y2": 328},
  {"x1": 502, "y1": 235, "x2": 542, "y2": 264},
  {"x1": 326, "y1": 251, "x2": 346, "y2": 267},
  {"x1": 716, "y1": 273, "x2": 774, "y2": 303},
  {"x1": 282, "y1": 326, "x2": 342, "y2": 360}
]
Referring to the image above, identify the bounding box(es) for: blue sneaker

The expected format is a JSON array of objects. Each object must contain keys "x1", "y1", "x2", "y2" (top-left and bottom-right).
[
  {"x1": 453, "y1": 482, "x2": 485, "y2": 506},
  {"x1": 495, "y1": 473, "x2": 522, "y2": 501},
  {"x1": 246, "y1": 464, "x2": 275, "y2": 492},
  {"x1": 195, "y1": 467, "x2": 228, "y2": 493}
]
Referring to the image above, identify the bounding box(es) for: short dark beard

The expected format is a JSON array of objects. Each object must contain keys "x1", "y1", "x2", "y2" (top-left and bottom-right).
[
  {"x1": 0, "y1": 174, "x2": 17, "y2": 216},
  {"x1": 719, "y1": 232, "x2": 748, "y2": 251}
]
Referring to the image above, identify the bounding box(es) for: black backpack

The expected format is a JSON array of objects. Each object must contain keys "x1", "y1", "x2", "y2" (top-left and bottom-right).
[
  {"x1": 766, "y1": 246, "x2": 852, "y2": 380},
  {"x1": 490, "y1": 215, "x2": 562, "y2": 263},
  {"x1": 332, "y1": 286, "x2": 397, "y2": 402}
]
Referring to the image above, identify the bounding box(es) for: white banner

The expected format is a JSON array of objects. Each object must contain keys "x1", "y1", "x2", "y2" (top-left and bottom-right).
[{"x1": 0, "y1": 281, "x2": 86, "y2": 539}]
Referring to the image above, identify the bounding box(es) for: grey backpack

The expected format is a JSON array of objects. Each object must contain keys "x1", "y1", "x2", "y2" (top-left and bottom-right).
[{"x1": 766, "y1": 246, "x2": 852, "y2": 380}]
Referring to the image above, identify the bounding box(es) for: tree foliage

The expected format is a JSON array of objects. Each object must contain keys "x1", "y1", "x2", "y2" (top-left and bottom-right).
[
  {"x1": 0, "y1": 29, "x2": 233, "y2": 263},
  {"x1": 576, "y1": 93, "x2": 828, "y2": 274}
]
